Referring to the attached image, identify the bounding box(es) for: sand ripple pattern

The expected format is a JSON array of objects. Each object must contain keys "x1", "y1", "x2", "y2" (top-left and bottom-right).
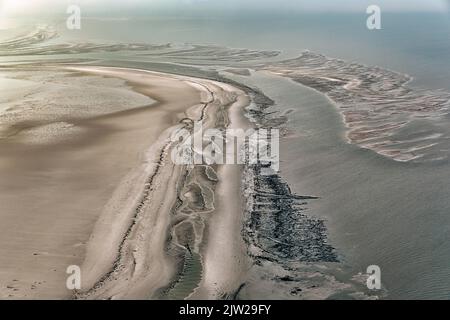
[
  {"x1": 3, "y1": 26, "x2": 449, "y2": 162},
  {"x1": 0, "y1": 25, "x2": 279, "y2": 62}
]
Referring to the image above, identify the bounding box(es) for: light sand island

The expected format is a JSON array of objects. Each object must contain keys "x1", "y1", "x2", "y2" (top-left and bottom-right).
[{"x1": 0, "y1": 65, "x2": 251, "y2": 299}]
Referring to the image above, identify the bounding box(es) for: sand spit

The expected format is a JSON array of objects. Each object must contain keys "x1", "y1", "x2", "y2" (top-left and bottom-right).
[
  {"x1": 0, "y1": 40, "x2": 410, "y2": 300},
  {"x1": 0, "y1": 65, "x2": 251, "y2": 299},
  {"x1": 61, "y1": 67, "x2": 253, "y2": 299},
  {"x1": 0, "y1": 25, "x2": 279, "y2": 64},
  {"x1": 262, "y1": 51, "x2": 450, "y2": 162}
]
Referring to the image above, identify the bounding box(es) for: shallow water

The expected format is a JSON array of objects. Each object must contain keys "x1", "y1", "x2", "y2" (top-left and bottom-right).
[
  {"x1": 165, "y1": 253, "x2": 203, "y2": 300},
  {"x1": 231, "y1": 70, "x2": 450, "y2": 299}
]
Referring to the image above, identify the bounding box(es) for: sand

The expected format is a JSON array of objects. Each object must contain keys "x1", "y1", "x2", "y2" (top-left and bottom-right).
[
  {"x1": 189, "y1": 82, "x2": 252, "y2": 299},
  {"x1": 0, "y1": 65, "x2": 251, "y2": 299}
]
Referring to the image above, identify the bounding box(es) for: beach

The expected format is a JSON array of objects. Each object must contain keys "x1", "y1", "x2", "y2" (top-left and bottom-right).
[
  {"x1": 0, "y1": 65, "x2": 251, "y2": 299},
  {"x1": 1, "y1": 9, "x2": 450, "y2": 299}
]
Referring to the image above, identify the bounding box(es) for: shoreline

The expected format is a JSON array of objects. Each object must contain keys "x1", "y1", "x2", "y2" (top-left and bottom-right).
[
  {"x1": 65, "y1": 67, "x2": 253, "y2": 299},
  {"x1": 0, "y1": 61, "x2": 378, "y2": 300}
]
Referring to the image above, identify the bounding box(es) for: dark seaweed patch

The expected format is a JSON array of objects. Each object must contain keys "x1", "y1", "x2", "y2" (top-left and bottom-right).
[{"x1": 244, "y1": 162, "x2": 338, "y2": 264}]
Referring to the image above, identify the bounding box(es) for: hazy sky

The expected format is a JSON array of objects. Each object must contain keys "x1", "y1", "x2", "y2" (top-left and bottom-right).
[{"x1": 0, "y1": 0, "x2": 448, "y2": 17}]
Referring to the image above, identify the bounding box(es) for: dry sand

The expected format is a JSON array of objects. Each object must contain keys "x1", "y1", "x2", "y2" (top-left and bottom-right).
[
  {"x1": 189, "y1": 82, "x2": 252, "y2": 299},
  {"x1": 0, "y1": 65, "x2": 251, "y2": 299}
]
